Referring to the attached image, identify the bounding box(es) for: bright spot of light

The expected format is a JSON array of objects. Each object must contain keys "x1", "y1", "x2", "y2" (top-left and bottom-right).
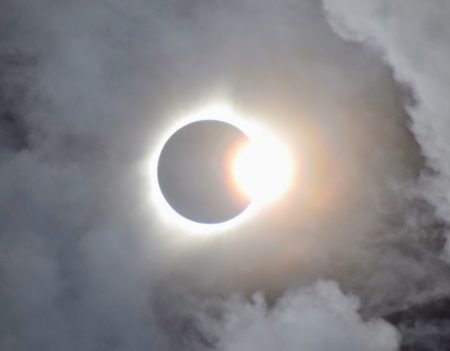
[{"x1": 231, "y1": 133, "x2": 294, "y2": 206}]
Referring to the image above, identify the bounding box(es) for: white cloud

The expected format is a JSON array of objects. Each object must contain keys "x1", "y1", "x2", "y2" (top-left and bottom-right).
[{"x1": 199, "y1": 281, "x2": 399, "y2": 351}]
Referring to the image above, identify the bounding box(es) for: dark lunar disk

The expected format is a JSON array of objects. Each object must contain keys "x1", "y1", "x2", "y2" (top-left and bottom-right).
[{"x1": 157, "y1": 120, "x2": 250, "y2": 223}]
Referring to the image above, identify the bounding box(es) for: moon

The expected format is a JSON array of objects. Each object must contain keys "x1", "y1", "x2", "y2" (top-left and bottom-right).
[
  {"x1": 157, "y1": 120, "x2": 250, "y2": 224},
  {"x1": 152, "y1": 104, "x2": 296, "y2": 232}
]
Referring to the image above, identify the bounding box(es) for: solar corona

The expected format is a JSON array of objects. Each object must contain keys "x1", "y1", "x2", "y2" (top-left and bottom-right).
[{"x1": 151, "y1": 104, "x2": 295, "y2": 234}]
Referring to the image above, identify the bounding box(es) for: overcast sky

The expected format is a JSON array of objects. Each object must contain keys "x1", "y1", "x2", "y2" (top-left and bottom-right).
[{"x1": 1, "y1": 1, "x2": 450, "y2": 350}]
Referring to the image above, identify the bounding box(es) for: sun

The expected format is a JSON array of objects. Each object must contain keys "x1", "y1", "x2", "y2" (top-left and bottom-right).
[
  {"x1": 231, "y1": 132, "x2": 294, "y2": 206},
  {"x1": 147, "y1": 102, "x2": 295, "y2": 235}
]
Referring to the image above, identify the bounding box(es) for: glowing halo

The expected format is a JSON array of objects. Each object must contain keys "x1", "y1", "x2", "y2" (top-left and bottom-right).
[{"x1": 146, "y1": 102, "x2": 295, "y2": 235}]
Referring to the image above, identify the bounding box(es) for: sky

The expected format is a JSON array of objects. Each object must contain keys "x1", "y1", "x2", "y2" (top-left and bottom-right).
[{"x1": 1, "y1": 1, "x2": 450, "y2": 350}]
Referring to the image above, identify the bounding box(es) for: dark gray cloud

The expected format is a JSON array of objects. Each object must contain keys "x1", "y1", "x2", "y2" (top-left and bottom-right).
[{"x1": 1, "y1": 0, "x2": 449, "y2": 350}]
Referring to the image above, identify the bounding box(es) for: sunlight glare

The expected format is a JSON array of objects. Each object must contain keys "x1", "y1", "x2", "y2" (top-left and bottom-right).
[{"x1": 232, "y1": 133, "x2": 294, "y2": 206}]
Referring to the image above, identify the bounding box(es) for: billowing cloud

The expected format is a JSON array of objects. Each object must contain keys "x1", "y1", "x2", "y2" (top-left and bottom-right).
[
  {"x1": 323, "y1": 0, "x2": 450, "y2": 254},
  {"x1": 199, "y1": 281, "x2": 399, "y2": 351}
]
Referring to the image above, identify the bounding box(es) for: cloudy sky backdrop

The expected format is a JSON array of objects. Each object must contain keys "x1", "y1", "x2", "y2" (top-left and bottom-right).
[{"x1": 1, "y1": 1, "x2": 450, "y2": 350}]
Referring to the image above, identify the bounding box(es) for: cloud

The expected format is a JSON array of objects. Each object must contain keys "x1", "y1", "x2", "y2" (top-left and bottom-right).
[
  {"x1": 1, "y1": 0, "x2": 449, "y2": 350},
  {"x1": 323, "y1": 0, "x2": 450, "y2": 255},
  {"x1": 192, "y1": 281, "x2": 399, "y2": 351},
  {"x1": 322, "y1": 1, "x2": 450, "y2": 347}
]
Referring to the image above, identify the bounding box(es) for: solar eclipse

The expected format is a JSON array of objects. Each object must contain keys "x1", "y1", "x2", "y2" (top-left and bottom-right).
[{"x1": 152, "y1": 104, "x2": 295, "y2": 232}]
